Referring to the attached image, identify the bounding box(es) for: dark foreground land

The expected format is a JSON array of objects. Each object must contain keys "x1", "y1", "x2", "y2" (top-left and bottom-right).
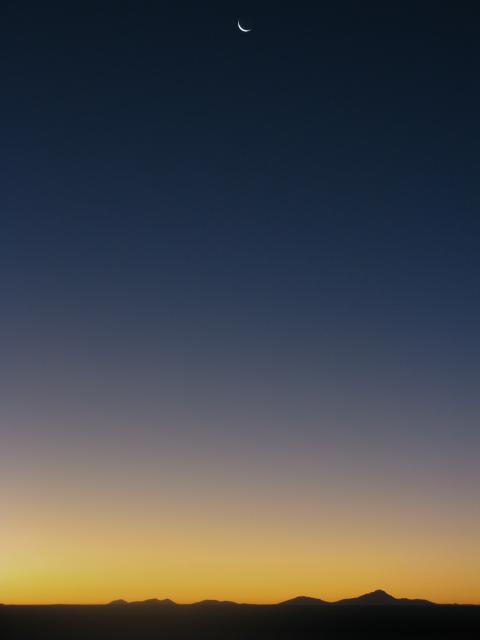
[{"x1": 1, "y1": 605, "x2": 480, "y2": 640}]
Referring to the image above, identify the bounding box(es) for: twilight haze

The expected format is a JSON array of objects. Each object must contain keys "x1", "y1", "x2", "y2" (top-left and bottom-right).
[{"x1": 1, "y1": 1, "x2": 479, "y2": 605}]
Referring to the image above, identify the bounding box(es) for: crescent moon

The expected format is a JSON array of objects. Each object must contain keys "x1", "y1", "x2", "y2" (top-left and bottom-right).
[{"x1": 237, "y1": 20, "x2": 252, "y2": 33}]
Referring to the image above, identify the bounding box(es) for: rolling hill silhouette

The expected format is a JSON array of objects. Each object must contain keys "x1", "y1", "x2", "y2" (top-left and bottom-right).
[
  {"x1": 280, "y1": 596, "x2": 328, "y2": 606},
  {"x1": 333, "y1": 589, "x2": 434, "y2": 606},
  {"x1": 106, "y1": 590, "x2": 434, "y2": 607},
  {"x1": 279, "y1": 590, "x2": 434, "y2": 606},
  {"x1": 108, "y1": 598, "x2": 176, "y2": 607}
]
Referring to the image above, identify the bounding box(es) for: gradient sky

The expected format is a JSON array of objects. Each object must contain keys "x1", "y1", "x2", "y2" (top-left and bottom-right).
[{"x1": 1, "y1": 1, "x2": 479, "y2": 604}]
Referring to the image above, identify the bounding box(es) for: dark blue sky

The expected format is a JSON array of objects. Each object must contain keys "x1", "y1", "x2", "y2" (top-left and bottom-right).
[
  {"x1": 2, "y1": 1, "x2": 479, "y2": 391},
  {"x1": 1, "y1": 1, "x2": 480, "y2": 603},
  {"x1": 2, "y1": 0, "x2": 479, "y2": 414}
]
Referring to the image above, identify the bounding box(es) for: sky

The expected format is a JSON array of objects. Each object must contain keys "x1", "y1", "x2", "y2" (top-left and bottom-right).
[{"x1": 1, "y1": 1, "x2": 479, "y2": 604}]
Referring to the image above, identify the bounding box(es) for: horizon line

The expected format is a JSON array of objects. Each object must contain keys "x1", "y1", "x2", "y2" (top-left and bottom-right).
[{"x1": 2, "y1": 589, "x2": 479, "y2": 607}]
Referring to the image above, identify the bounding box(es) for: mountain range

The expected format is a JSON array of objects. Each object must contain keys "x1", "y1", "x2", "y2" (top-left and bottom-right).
[
  {"x1": 108, "y1": 590, "x2": 435, "y2": 607},
  {"x1": 280, "y1": 590, "x2": 433, "y2": 606}
]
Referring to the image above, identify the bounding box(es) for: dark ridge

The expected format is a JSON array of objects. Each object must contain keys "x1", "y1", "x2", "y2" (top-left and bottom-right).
[
  {"x1": 334, "y1": 589, "x2": 433, "y2": 606},
  {"x1": 279, "y1": 596, "x2": 328, "y2": 606},
  {"x1": 395, "y1": 598, "x2": 435, "y2": 606},
  {"x1": 105, "y1": 590, "x2": 436, "y2": 608},
  {"x1": 108, "y1": 598, "x2": 176, "y2": 607},
  {"x1": 192, "y1": 600, "x2": 238, "y2": 606}
]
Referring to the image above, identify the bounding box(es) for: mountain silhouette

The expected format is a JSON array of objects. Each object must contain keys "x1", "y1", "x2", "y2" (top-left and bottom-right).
[
  {"x1": 106, "y1": 590, "x2": 435, "y2": 608},
  {"x1": 280, "y1": 596, "x2": 328, "y2": 606},
  {"x1": 334, "y1": 589, "x2": 433, "y2": 606},
  {"x1": 108, "y1": 598, "x2": 176, "y2": 607},
  {"x1": 278, "y1": 590, "x2": 434, "y2": 606}
]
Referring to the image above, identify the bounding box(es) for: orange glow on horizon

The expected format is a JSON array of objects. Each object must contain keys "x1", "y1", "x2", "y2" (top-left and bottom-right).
[
  {"x1": 3, "y1": 431, "x2": 479, "y2": 607},
  {"x1": 2, "y1": 501, "x2": 479, "y2": 605}
]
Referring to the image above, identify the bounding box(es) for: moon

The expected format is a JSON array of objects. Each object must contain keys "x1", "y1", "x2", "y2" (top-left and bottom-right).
[{"x1": 237, "y1": 20, "x2": 252, "y2": 33}]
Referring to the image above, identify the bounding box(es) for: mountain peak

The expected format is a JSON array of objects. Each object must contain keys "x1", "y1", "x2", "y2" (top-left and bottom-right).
[
  {"x1": 367, "y1": 589, "x2": 396, "y2": 600},
  {"x1": 135, "y1": 599, "x2": 176, "y2": 606},
  {"x1": 335, "y1": 590, "x2": 396, "y2": 605},
  {"x1": 335, "y1": 589, "x2": 433, "y2": 606},
  {"x1": 279, "y1": 596, "x2": 328, "y2": 606},
  {"x1": 107, "y1": 598, "x2": 176, "y2": 607}
]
